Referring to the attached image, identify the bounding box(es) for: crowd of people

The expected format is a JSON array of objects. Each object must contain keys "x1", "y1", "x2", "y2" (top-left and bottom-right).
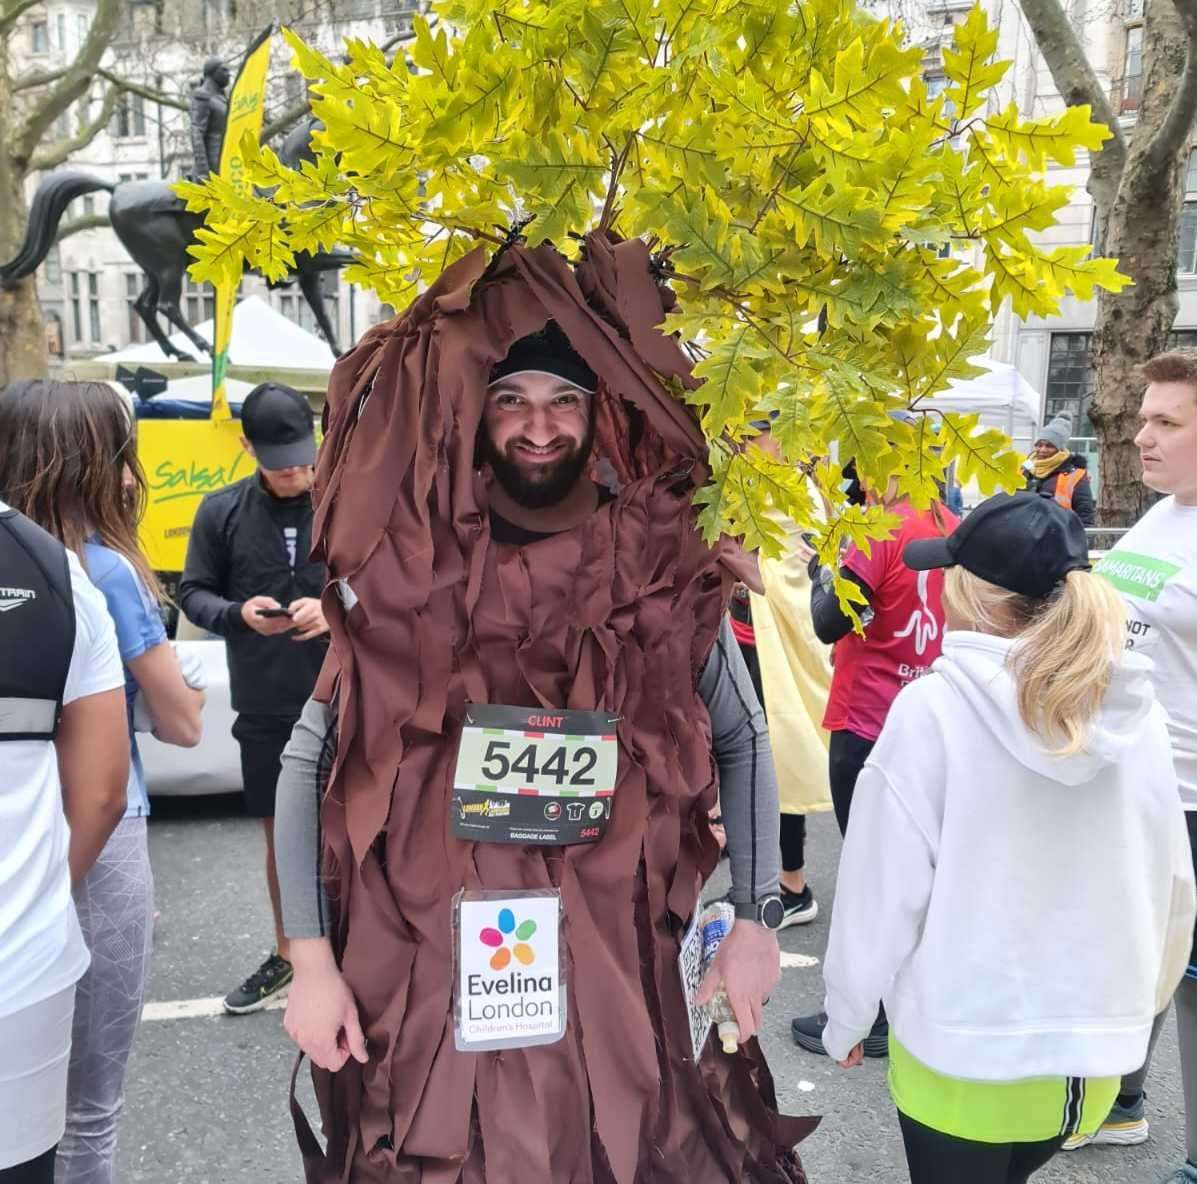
[{"x1": 0, "y1": 295, "x2": 1195, "y2": 1184}]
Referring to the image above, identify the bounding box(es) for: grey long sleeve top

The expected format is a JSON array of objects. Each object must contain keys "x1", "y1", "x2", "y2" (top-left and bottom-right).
[{"x1": 275, "y1": 618, "x2": 782, "y2": 938}]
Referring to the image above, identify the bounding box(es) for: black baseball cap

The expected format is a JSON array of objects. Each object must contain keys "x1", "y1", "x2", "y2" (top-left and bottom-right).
[
  {"x1": 489, "y1": 320, "x2": 597, "y2": 392},
  {"x1": 903, "y1": 491, "x2": 1090, "y2": 598},
  {"x1": 240, "y1": 383, "x2": 316, "y2": 470}
]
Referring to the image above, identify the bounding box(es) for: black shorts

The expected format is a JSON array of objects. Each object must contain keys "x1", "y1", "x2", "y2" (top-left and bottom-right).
[{"x1": 232, "y1": 713, "x2": 299, "y2": 818}]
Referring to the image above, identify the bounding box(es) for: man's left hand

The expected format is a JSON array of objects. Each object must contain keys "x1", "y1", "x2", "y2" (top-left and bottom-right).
[
  {"x1": 288, "y1": 598, "x2": 329, "y2": 642},
  {"x1": 694, "y1": 919, "x2": 780, "y2": 1044}
]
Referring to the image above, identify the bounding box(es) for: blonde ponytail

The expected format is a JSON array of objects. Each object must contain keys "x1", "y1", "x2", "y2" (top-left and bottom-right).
[{"x1": 944, "y1": 567, "x2": 1126, "y2": 756}]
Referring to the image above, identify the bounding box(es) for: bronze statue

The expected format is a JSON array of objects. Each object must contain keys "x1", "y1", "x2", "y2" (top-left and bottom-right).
[
  {"x1": 189, "y1": 57, "x2": 231, "y2": 179},
  {"x1": 0, "y1": 121, "x2": 350, "y2": 359}
]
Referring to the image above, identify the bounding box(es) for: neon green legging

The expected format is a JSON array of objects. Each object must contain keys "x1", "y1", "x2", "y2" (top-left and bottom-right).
[{"x1": 888, "y1": 1033, "x2": 1120, "y2": 1144}]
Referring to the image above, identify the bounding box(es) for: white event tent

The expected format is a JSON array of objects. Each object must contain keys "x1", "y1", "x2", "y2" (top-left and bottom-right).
[{"x1": 98, "y1": 294, "x2": 336, "y2": 372}]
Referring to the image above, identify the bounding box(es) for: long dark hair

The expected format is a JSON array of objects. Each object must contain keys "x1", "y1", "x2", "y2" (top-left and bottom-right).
[{"x1": 0, "y1": 378, "x2": 162, "y2": 601}]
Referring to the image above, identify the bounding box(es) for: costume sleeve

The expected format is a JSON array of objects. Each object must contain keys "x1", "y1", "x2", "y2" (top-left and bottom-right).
[
  {"x1": 821, "y1": 763, "x2": 935, "y2": 1061},
  {"x1": 808, "y1": 559, "x2": 873, "y2": 645},
  {"x1": 698, "y1": 618, "x2": 781, "y2": 905},
  {"x1": 274, "y1": 696, "x2": 334, "y2": 940},
  {"x1": 1072, "y1": 473, "x2": 1097, "y2": 527},
  {"x1": 178, "y1": 496, "x2": 244, "y2": 637}
]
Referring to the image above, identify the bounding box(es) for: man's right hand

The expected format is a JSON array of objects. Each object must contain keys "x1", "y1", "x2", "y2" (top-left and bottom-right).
[
  {"x1": 241, "y1": 596, "x2": 296, "y2": 637},
  {"x1": 283, "y1": 941, "x2": 369, "y2": 1072}
]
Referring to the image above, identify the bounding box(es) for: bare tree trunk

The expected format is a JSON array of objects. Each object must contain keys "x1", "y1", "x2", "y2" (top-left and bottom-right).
[
  {"x1": 0, "y1": 62, "x2": 47, "y2": 387},
  {"x1": 1090, "y1": 0, "x2": 1192, "y2": 525}
]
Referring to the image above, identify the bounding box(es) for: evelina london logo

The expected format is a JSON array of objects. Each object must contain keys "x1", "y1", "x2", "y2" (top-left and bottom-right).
[{"x1": 479, "y1": 907, "x2": 537, "y2": 971}]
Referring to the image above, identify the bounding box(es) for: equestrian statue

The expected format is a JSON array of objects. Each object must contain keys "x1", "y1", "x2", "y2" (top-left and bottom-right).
[{"x1": 0, "y1": 57, "x2": 349, "y2": 359}]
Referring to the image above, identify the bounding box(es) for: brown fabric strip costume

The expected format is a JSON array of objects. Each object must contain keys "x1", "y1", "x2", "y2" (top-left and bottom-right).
[{"x1": 303, "y1": 232, "x2": 818, "y2": 1182}]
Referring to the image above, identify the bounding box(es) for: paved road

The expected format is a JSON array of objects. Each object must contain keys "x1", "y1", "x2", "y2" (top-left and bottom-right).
[{"x1": 119, "y1": 799, "x2": 1187, "y2": 1182}]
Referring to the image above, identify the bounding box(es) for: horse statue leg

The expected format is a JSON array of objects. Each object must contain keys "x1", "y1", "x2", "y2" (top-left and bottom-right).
[
  {"x1": 296, "y1": 257, "x2": 343, "y2": 357},
  {"x1": 132, "y1": 273, "x2": 198, "y2": 363},
  {"x1": 155, "y1": 263, "x2": 213, "y2": 358}
]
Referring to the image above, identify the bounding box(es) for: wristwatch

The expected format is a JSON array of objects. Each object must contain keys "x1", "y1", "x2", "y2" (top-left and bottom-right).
[{"x1": 735, "y1": 895, "x2": 785, "y2": 931}]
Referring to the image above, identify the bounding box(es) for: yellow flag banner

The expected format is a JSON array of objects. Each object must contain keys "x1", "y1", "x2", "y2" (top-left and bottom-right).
[
  {"x1": 138, "y1": 418, "x2": 251, "y2": 571},
  {"x1": 210, "y1": 25, "x2": 273, "y2": 422}
]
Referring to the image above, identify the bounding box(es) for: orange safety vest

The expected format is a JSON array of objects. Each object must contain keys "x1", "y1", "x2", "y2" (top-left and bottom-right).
[{"x1": 1053, "y1": 467, "x2": 1085, "y2": 510}]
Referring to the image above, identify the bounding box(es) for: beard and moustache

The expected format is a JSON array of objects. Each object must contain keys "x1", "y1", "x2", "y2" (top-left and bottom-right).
[{"x1": 479, "y1": 415, "x2": 596, "y2": 510}]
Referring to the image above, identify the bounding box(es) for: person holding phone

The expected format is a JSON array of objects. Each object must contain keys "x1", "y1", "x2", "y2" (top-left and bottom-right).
[{"x1": 179, "y1": 382, "x2": 328, "y2": 1014}]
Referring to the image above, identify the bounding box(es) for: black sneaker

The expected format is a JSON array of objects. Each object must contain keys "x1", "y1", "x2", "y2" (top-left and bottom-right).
[
  {"x1": 779, "y1": 885, "x2": 818, "y2": 927},
  {"x1": 791, "y1": 1010, "x2": 889, "y2": 1058},
  {"x1": 223, "y1": 952, "x2": 293, "y2": 1015}
]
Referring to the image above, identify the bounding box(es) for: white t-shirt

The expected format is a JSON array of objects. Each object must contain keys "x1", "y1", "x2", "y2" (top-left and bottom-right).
[
  {"x1": 1097, "y1": 496, "x2": 1197, "y2": 807},
  {"x1": 0, "y1": 528, "x2": 125, "y2": 1019}
]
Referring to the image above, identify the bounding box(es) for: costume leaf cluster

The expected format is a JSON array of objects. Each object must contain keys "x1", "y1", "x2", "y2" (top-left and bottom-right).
[{"x1": 177, "y1": 0, "x2": 1127, "y2": 564}]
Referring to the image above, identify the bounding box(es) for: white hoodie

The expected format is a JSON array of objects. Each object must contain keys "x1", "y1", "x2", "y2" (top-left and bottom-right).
[{"x1": 822, "y1": 631, "x2": 1196, "y2": 1081}]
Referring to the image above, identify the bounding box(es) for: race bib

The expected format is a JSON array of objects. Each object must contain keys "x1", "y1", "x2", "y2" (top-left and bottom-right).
[
  {"x1": 453, "y1": 890, "x2": 566, "y2": 1051},
  {"x1": 451, "y1": 704, "x2": 619, "y2": 845}
]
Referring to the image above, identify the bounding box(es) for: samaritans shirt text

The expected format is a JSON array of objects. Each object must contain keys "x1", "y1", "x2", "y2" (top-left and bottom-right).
[{"x1": 1097, "y1": 496, "x2": 1197, "y2": 806}]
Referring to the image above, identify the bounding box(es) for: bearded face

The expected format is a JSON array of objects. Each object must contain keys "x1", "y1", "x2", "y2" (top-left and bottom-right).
[{"x1": 479, "y1": 372, "x2": 595, "y2": 509}]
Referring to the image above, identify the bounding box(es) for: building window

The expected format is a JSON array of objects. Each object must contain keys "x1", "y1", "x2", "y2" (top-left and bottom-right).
[
  {"x1": 44, "y1": 246, "x2": 61, "y2": 285},
  {"x1": 31, "y1": 20, "x2": 49, "y2": 53},
  {"x1": 284, "y1": 72, "x2": 305, "y2": 106},
  {"x1": 77, "y1": 13, "x2": 89, "y2": 45},
  {"x1": 1168, "y1": 330, "x2": 1197, "y2": 350},
  {"x1": 1179, "y1": 152, "x2": 1197, "y2": 276},
  {"x1": 113, "y1": 92, "x2": 146, "y2": 139},
  {"x1": 183, "y1": 277, "x2": 214, "y2": 323},
  {"x1": 69, "y1": 273, "x2": 83, "y2": 342},
  {"x1": 82, "y1": 195, "x2": 95, "y2": 217},
  {"x1": 126, "y1": 273, "x2": 145, "y2": 343},
  {"x1": 88, "y1": 273, "x2": 102, "y2": 341},
  {"x1": 55, "y1": 13, "x2": 66, "y2": 49},
  {"x1": 1121, "y1": 25, "x2": 1143, "y2": 112},
  {"x1": 1045, "y1": 332, "x2": 1095, "y2": 436}
]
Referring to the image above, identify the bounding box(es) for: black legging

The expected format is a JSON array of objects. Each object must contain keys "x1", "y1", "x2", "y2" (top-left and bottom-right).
[
  {"x1": 0, "y1": 1146, "x2": 57, "y2": 1184},
  {"x1": 829, "y1": 729, "x2": 876, "y2": 837},
  {"x1": 737, "y1": 636, "x2": 807, "y2": 871},
  {"x1": 898, "y1": 1113, "x2": 1062, "y2": 1184}
]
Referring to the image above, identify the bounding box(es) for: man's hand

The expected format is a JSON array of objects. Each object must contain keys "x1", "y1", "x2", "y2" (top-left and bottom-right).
[
  {"x1": 241, "y1": 595, "x2": 295, "y2": 637},
  {"x1": 694, "y1": 919, "x2": 780, "y2": 1044},
  {"x1": 283, "y1": 941, "x2": 368, "y2": 1072},
  {"x1": 288, "y1": 597, "x2": 329, "y2": 642}
]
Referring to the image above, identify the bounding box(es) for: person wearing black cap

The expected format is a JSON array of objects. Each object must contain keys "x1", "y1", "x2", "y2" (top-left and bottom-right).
[
  {"x1": 819, "y1": 492, "x2": 1194, "y2": 1183},
  {"x1": 179, "y1": 382, "x2": 328, "y2": 1014}
]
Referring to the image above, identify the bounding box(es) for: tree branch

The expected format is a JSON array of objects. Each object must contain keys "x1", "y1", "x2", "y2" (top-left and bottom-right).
[
  {"x1": 97, "y1": 68, "x2": 189, "y2": 112},
  {"x1": 260, "y1": 98, "x2": 311, "y2": 144},
  {"x1": 29, "y1": 83, "x2": 121, "y2": 171},
  {"x1": 54, "y1": 213, "x2": 108, "y2": 242},
  {"x1": 0, "y1": 0, "x2": 44, "y2": 38},
  {"x1": 1015, "y1": 0, "x2": 1128, "y2": 164},
  {"x1": 1144, "y1": 0, "x2": 1197, "y2": 173},
  {"x1": 12, "y1": 65, "x2": 70, "y2": 93},
  {"x1": 14, "y1": 0, "x2": 123, "y2": 165}
]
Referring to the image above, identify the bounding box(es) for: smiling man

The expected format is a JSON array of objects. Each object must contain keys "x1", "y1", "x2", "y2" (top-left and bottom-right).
[{"x1": 1070, "y1": 351, "x2": 1197, "y2": 1178}]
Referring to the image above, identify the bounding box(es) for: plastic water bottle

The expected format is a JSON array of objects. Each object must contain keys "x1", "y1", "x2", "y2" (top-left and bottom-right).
[{"x1": 700, "y1": 901, "x2": 740, "y2": 1053}]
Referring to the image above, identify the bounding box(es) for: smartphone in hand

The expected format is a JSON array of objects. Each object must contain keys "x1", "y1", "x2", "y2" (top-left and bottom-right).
[{"x1": 256, "y1": 607, "x2": 293, "y2": 619}]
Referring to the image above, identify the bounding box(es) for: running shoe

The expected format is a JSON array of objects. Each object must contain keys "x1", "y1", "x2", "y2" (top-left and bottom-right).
[
  {"x1": 223, "y1": 952, "x2": 293, "y2": 1015},
  {"x1": 791, "y1": 1010, "x2": 889, "y2": 1058},
  {"x1": 1062, "y1": 1092, "x2": 1149, "y2": 1149},
  {"x1": 779, "y1": 885, "x2": 818, "y2": 928}
]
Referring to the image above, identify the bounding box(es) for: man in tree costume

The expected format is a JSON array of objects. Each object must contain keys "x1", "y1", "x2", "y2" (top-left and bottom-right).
[
  {"x1": 276, "y1": 231, "x2": 815, "y2": 1182},
  {"x1": 179, "y1": 2, "x2": 1133, "y2": 1177}
]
